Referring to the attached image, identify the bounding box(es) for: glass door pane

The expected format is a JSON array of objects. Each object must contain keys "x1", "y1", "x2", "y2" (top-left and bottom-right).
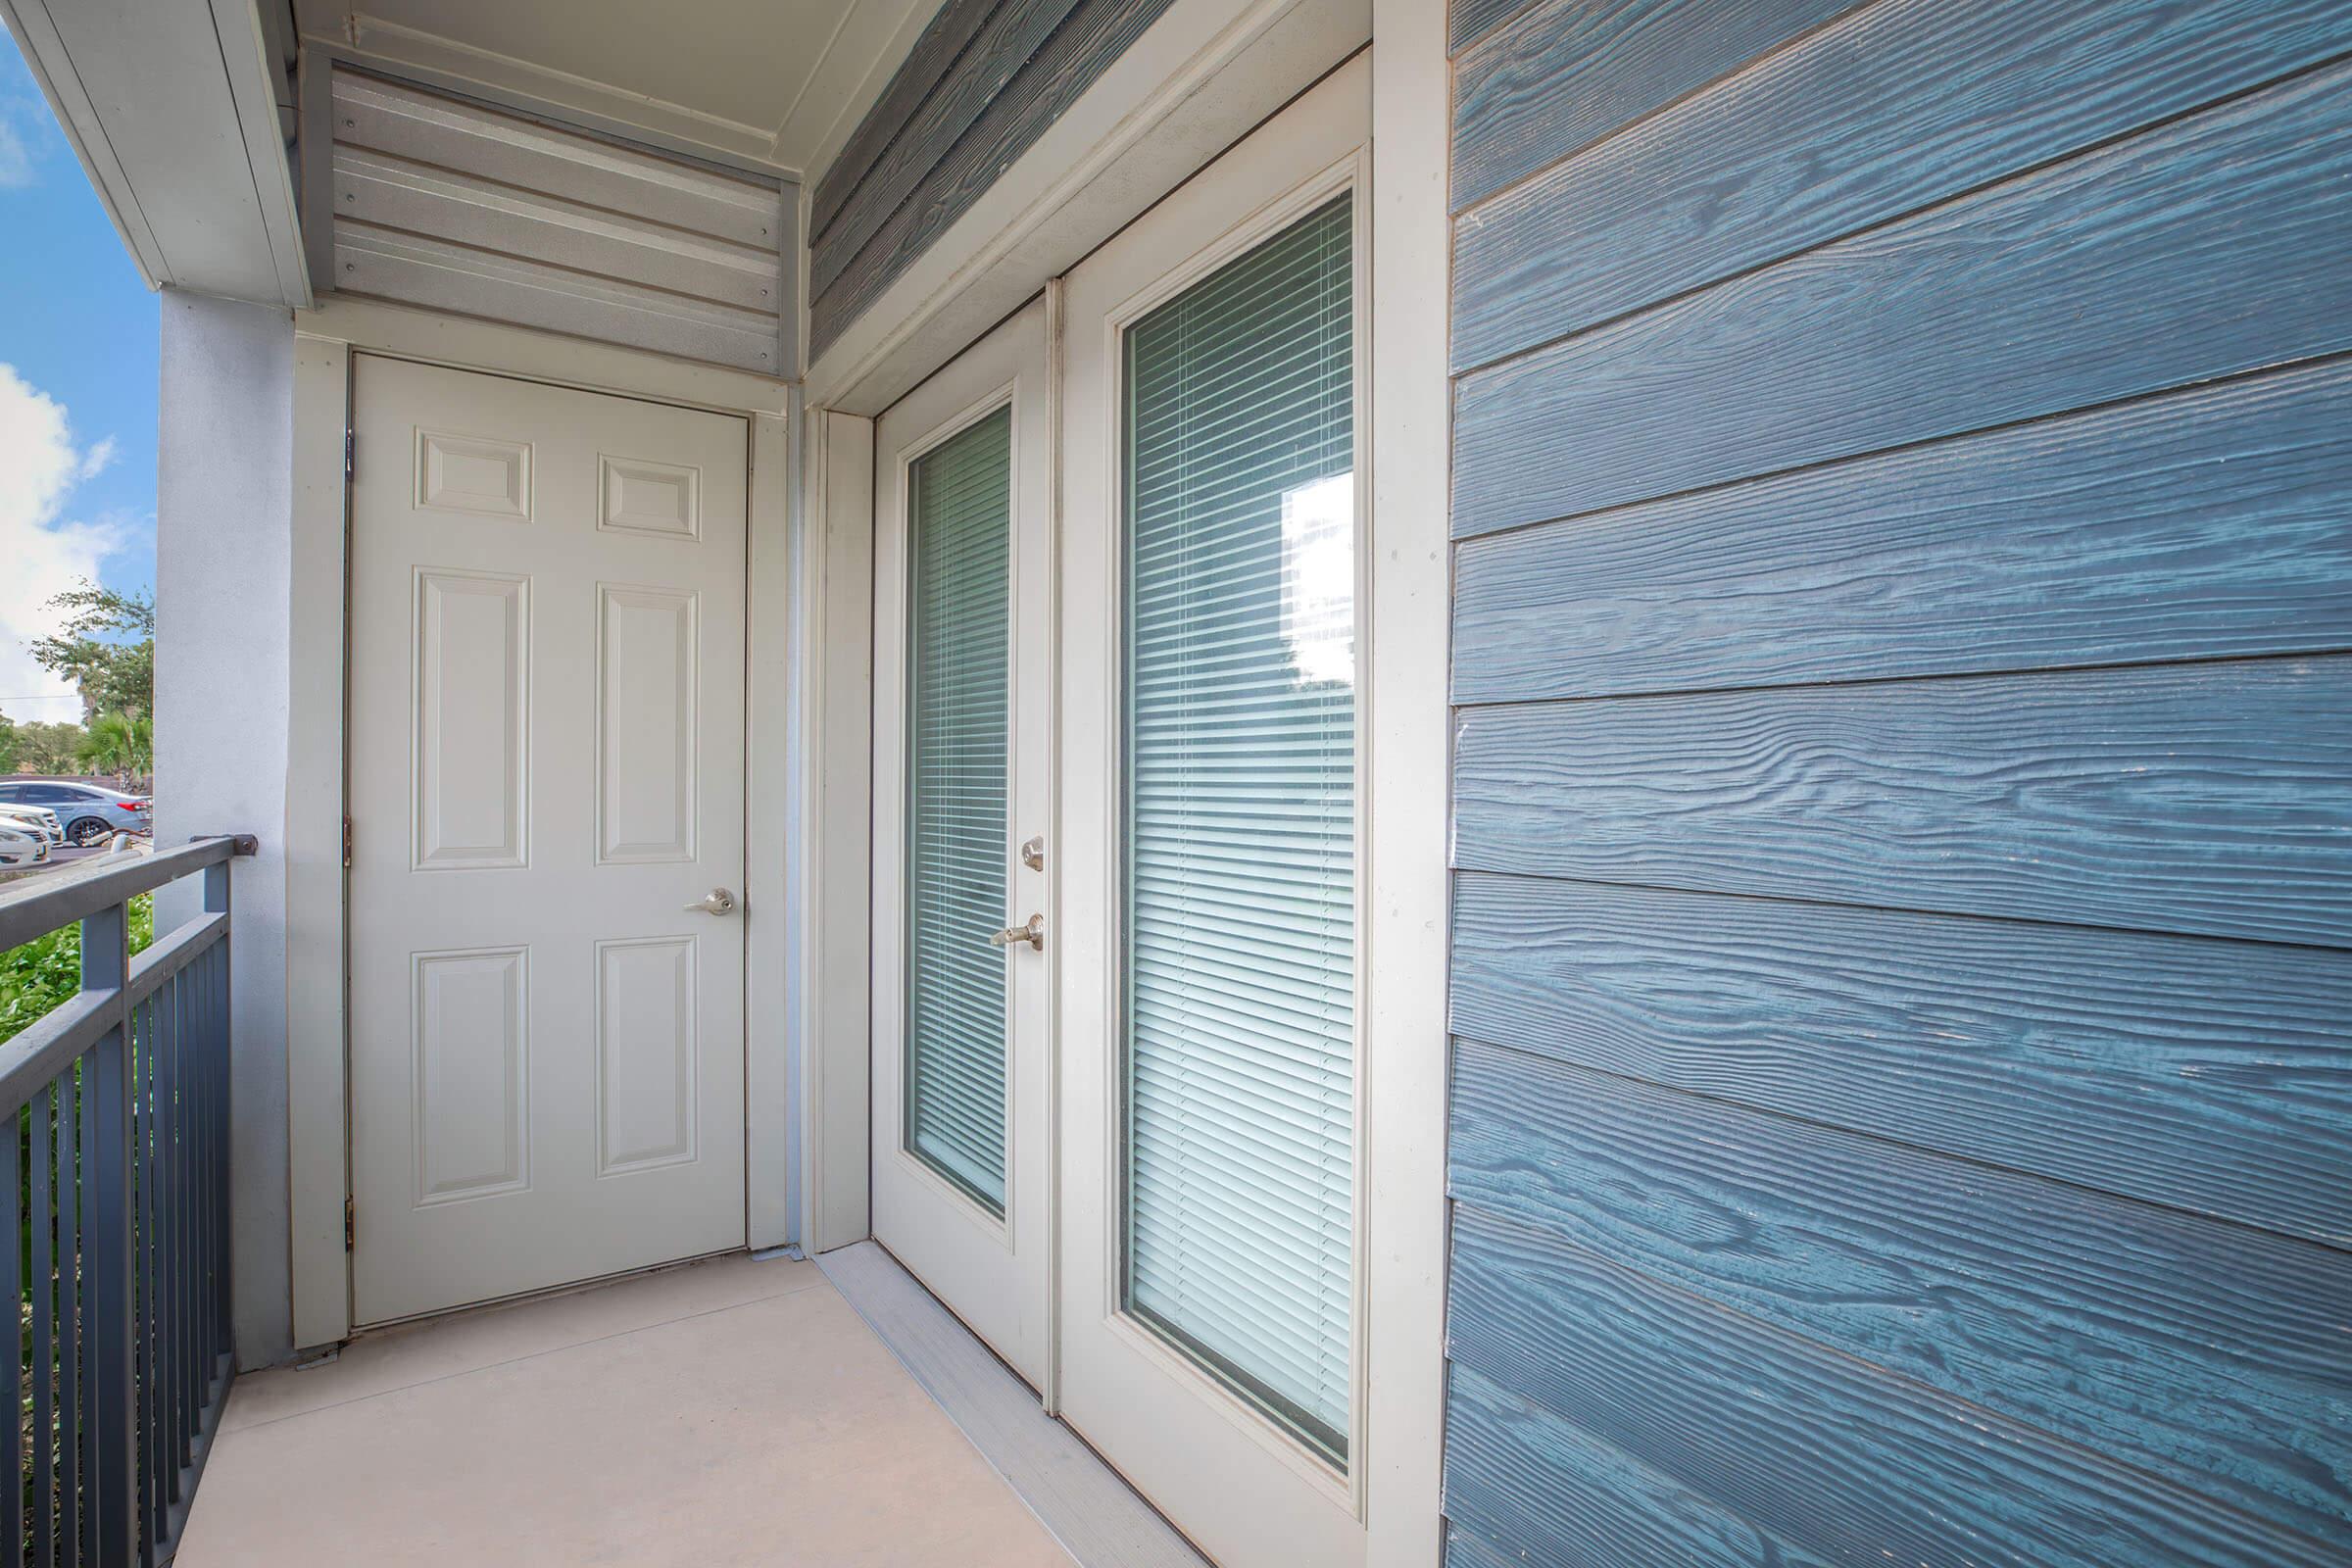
[
  {"x1": 907, "y1": 406, "x2": 1014, "y2": 1213},
  {"x1": 1121, "y1": 195, "x2": 1355, "y2": 1462}
]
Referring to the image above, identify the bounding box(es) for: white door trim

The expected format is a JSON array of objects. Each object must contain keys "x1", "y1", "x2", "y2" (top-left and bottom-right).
[
  {"x1": 285, "y1": 296, "x2": 792, "y2": 1351},
  {"x1": 1359, "y1": 11, "x2": 1451, "y2": 1565},
  {"x1": 795, "y1": 403, "x2": 878, "y2": 1257}
]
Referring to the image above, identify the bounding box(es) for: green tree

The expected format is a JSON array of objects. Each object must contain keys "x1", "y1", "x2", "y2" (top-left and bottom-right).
[
  {"x1": 0, "y1": 715, "x2": 16, "y2": 773},
  {"x1": 11, "y1": 721, "x2": 85, "y2": 775},
  {"x1": 28, "y1": 581, "x2": 154, "y2": 719},
  {"x1": 75, "y1": 710, "x2": 152, "y2": 788}
]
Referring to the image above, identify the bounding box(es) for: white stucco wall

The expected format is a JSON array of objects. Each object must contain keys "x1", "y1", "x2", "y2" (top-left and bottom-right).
[{"x1": 154, "y1": 288, "x2": 295, "y2": 1368}]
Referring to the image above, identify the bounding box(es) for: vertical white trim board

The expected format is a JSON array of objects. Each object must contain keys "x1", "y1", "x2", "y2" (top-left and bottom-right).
[
  {"x1": 817, "y1": 1242, "x2": 1208, "y2": 1568},
  {"x1": 1359, "y1": 5, "x2": 1454, "y2": 1563}
]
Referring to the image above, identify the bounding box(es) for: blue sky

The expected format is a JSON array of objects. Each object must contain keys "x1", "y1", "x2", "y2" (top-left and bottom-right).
[{"x1": 0, "y1": 29, "x2": 158, "y2": 723}]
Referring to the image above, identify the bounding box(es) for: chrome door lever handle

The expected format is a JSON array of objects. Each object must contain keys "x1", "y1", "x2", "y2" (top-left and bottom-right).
[
  {"x1": 685, "y1": 888, "x2": 737, "y2": 915},
  {"x1": 989, "y1": 913, "x2": 1045, "y2": 952}
]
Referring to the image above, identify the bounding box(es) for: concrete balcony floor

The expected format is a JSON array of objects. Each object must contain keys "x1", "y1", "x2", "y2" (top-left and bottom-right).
[{"x1": 174, "y1": 1251, "x2": 1078, "y2": 1567}]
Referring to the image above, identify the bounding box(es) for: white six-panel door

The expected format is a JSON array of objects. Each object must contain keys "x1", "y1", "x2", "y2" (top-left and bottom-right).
[{"x1": 348, "y1": 355, "x2": 749, "y2": 1325}]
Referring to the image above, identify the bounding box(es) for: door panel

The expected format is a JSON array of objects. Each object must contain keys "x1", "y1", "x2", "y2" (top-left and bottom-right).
[
  {"x1": 872, "y1": 302, "x2": 1054, "y2": 1387},
  {"x1": 1055, "y1": 62, "x2": 1371, "y2": 1568},
  {"x1": 350, "y1": 354, "x2": 749, "y2": 1325}
]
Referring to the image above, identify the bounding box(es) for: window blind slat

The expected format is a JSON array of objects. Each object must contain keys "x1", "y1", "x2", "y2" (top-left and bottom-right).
[
  {"x1": 1121, "y1": 195, "x2": 1355, "y2": 1465},
  {"x1": 906, "y1": 407, "x2": 1014, "y2": 1215}
]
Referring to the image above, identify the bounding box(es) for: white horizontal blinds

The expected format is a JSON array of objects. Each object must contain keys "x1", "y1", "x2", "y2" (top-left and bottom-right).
[
  {"x1": 1121, "y1": 194, "x2": 1356, "y2": 1463},
  {"x1": 906, "y1": 407, "x2": 1015, "y2": 1213}
]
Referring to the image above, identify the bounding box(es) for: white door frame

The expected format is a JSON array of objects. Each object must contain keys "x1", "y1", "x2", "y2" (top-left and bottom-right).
[{"x1": 284, "y1": 296, "x2": 794, "y2": 1351}]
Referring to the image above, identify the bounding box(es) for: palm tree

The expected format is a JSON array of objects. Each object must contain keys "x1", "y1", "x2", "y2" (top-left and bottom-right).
[{"x1": 75, "y1": 710, "x2": 153, "y2": 790}]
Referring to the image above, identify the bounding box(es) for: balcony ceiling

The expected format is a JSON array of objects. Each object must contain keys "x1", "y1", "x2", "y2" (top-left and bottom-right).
[{"x1": 293, "y1": 0, "x2": 943, "y2": 178}]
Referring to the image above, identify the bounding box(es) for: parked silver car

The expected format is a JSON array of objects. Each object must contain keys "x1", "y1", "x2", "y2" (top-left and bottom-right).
[{"x1": 0, "y1": 780, "x2": 152, "y2": 846}]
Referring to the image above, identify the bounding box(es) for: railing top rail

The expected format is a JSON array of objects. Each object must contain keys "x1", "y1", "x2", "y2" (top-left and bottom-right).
[{"x1": 0, "y1": 833, "x2": 256, "y2": 954}]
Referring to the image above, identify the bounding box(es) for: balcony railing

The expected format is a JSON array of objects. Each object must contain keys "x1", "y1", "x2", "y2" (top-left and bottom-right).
[{"x1": 0, "y1": 836, "x2": 255, "y2": 1566}]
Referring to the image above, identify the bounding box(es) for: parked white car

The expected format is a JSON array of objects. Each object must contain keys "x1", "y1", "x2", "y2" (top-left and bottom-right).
[
  {"x1": 0, "y1": 821, "x2": 51, "y2": 866},
  {"x1": 0, "y1": 802, "x2": 67, "y2": 847}
]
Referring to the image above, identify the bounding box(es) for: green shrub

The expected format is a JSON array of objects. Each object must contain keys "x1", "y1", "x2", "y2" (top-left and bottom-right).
[{"x1": 0, "y1": 895, "x2": 155, "y2": 1045}]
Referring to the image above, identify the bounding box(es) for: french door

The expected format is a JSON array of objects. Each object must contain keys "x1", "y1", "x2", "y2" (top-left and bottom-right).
[
  {"x1": 871, "y1": 300, "x2": 1055, "y2": 1387},
  {"x1": 1054, "y1": 66, "x2": 1369, "y2": 1568},
  {"x1": 870, "y1": 61, "x2": 1369, "y2": 1566}
]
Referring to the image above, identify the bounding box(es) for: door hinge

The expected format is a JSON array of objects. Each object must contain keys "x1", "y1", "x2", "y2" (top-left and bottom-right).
[
  {"x1": 342, "y1": 814, "x2": 353, "y2": 868},
  {"x1": 344, "y1": 428, "x2": 355, "y2": 481},
  {"x1": 344, "y1": 1197, "x2": 356, "y2": 1251}
]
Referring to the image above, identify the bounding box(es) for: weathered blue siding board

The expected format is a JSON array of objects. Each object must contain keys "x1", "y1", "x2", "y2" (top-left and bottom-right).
[
  {"x1": 1448, "y1": 1207, "x2": 2343, "y2": 1568},
  {"x1": 1454, "y1": 52, "x2": 2352, "y2": 533},
  {"x1": 1450, "y1": 0, "x2": 2352, "y2": 367},
  {"x1": 807, "y1": 0, "x2": 1174, "y2": 359},
  {"x1": 1451, "y1": 1042, "x2": 2352, "y2": 1542},
  {"x1": 1440, "y1": 0, "x2": 2352, "y2": 1563},
  {"x1": 1452, "y1": 358, "x2": 2352, "y2": 702},
  {"x1": 1450, "y1": 874, "x2": 2352, "y2": 1247},
  {"x1": 1453, "y1": 658, "x2": 2352, "y2": 947}
]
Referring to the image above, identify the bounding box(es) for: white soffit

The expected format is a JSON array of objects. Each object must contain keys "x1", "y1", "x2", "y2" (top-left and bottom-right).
[
  {"x1": 321, "y1": 68, "x2": 794, "y2": 375},
  {"x1": 293, "y1": 0, "x2": 942, "y2": 179},
  {"x1": 2, "y1": 0, "x2": 311, "y2": 308}
]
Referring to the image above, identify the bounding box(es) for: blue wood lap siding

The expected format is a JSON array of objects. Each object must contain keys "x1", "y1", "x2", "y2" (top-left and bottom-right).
[
  {"x1": 806, "y1": 0, "x2": 1174, "y2": 359},
  {"x1": 1440, "y1": 2, "x2": 2352, "y2": 1564}
]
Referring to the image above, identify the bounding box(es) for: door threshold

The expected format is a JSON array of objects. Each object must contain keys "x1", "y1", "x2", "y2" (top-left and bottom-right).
[
  {"x1": 347, "y1": 1245, "x2": 760, "y2": 1338},
  {"x1": 818, "y1": 1241, "x2": 1210, "y2": 1568}
]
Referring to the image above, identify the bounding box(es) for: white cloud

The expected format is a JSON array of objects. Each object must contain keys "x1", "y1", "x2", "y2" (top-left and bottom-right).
[
  {"x1": 0, "y1": 364, "x2": 129, "y2": 722},
  {"x1": 78, "y1": 434, "x2": 117, "y2": 480},
  {"x1": 0, "y1": 115, "x2": 30, "y2": 187}
]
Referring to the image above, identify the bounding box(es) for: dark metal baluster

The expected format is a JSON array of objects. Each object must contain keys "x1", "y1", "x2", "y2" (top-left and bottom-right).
[
  {"x1": 150, "y1": 982, "x2": 174, "y2": 1533},
  {"x1": 85, "y1": 899, "x2": 134, "y2": 1568},
  {"x1": 202, "y1": 852, "x2": 230, "y2": 1390},
  {"x1": 134, "y1": 994, "x2": 159, "y2": 1568},
  {"x1": 186, "y1": 948, "x2": 207, "y2": 1433},
  {"x1": 207, "y1": 931, "x2": 227, "y2": 1386},
  {"x1": 56, "y1": 1066, "x2": 77, "y2": 1568},
  {"x1": 213, "y1": 943, "x2": 231, "y2": 1377},
  {"x1": 195, "y1": 947, "x2": 213, "y2": 1420},
  {"x1": 31, "y1": 1084, "x2": 53, "y2": 1568},
  {"x1": 191, "y1": 951, "x2": 211, "y2": 1401},
  {"x1": 77, "y1": 1055, "x2": 95, "y2": 1564},
  {"x1": 5, "y1": 1104, "x2": 22, "y2": 1568},
  {"x1": 172, "y1": 957, "x2": 193, "y2": 1474}
]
